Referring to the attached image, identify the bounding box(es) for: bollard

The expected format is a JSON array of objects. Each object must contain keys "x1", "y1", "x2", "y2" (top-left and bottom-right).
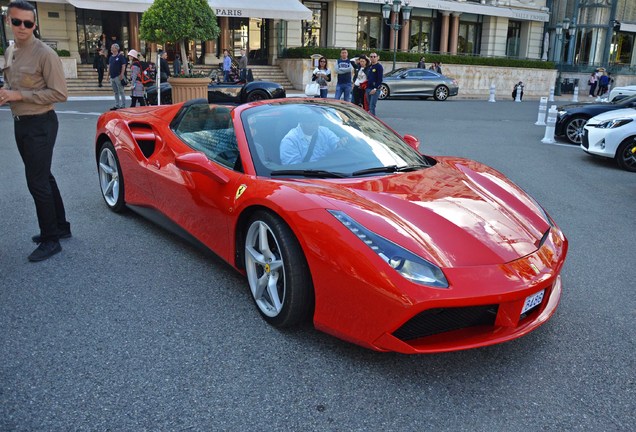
[
  {"x1": 541, "y1": 105, "x2": 557, "y2": 144},
  {"x1": 535, "y1": 97, "x2": 548, "y2": 126},
  {"x1": 572, "y1": 86, "x2": 579, "y2": 102},
  {"x1": 548, "y1": 86, "x2": 555, "y2": 102},
  {"x1": 488, "y1": 83, "x2": 496, "y2": 102},
  {"x1": 515, "y1": 84, "x2": 522, "y2": 102}
]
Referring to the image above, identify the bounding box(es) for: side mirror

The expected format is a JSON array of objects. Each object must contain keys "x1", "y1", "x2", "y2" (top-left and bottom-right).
[
  {"x1": 175, "y1": 152, "x2": 230, "y2": 184},
  {"x1": 403, "y1": 134, "x2": 420, "y2": 152}
]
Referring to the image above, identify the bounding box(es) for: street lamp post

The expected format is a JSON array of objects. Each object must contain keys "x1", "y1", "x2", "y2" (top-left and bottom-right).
[{"x1": 381, "y1": 0, "x2": 412, "y2": 71}]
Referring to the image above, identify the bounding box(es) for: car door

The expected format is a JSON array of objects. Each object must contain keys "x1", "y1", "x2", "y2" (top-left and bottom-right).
[{"x1": 147, "y1": 105, "x2": 243, "y2": 261}]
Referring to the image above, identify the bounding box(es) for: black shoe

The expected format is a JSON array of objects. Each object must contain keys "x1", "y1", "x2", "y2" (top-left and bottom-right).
[
  {"x1": 110, "y1": 106, "x2": 119, "y2": 110},
  {"x1": 28, "y1": 241, "x2": 62, "y2": 262},
  {"x1": 98, "y1": 84, "x2": 103, "y2": 87},
  {"x1": 32, "y1": 230, "x2": 72, "y2": 244}
]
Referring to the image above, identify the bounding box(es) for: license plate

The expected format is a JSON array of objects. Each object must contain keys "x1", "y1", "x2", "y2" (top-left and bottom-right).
[{"x1": 521, "y1": 290, "x2": 545, "y2": 314}]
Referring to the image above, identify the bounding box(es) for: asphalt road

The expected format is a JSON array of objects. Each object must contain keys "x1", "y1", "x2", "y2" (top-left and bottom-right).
[{"x1": 1, "y1": 98, "x2": 634, "y2": 431}]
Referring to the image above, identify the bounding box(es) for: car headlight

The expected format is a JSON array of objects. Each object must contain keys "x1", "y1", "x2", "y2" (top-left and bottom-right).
[
  {"x1": 329, "y1": 210, "x2": 449, "y2": 288},
  {"x1": 594, "y1": 118, "x2": 633, "y2": 128}
]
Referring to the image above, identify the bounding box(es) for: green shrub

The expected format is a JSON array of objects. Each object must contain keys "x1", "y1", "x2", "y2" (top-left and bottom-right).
[
  {"x1": 55, "y1": 49, "x2": 71, "y2": 57},
  {"x1": 281, "y1": 47, "x2": 555, "y2": 70}
]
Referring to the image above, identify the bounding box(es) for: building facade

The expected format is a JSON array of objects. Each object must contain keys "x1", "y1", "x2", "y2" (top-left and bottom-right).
[{"x1": 1, "y1": 0, "x2": 635, "y2": 75}]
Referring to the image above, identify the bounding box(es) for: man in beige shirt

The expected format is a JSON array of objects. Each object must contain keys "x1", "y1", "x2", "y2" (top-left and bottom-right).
[{"x1": 0, "y1": 0, "x2": 70, "y2": 262}]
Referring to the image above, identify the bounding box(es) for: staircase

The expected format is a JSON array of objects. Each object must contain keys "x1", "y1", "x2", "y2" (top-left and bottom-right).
[{"x1": 67, "y1": 64, "x2": 295, "y2": 96}]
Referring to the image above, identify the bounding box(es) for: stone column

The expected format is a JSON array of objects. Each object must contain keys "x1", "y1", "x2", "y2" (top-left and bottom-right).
[
  {"x1": 204, "y1": 40, "x2": 217, "y2": 65},
  {"x1": 450, "y1": 13, "x2": 461, "y2": 55},
  {"x1": 440, "y1": 12, "x2": 450, "y2": 54},
  {"x1": 128, "y1": 12, "x2": 140, "y2": 51},
  {"x1": 400, "y1": 20, "x2": 410, "y2": 52}
]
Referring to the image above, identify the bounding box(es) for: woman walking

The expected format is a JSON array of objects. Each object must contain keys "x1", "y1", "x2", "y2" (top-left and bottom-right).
[
  {"x1": 588, "y1": 72, "x2": 598, "y2": 97},
  {"x1": 127, "y1": 50, "x2": 146, "y2": 107}
]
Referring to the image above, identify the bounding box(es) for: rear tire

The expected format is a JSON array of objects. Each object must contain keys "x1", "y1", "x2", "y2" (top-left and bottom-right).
[
  {"x1": 98, "y1": 141, "x2": 126, "y2": 212},
  {"x1": 246, "y1": 89, "x2": 269, "y2": 102},
  {"x1": 615, "y1": 137, "x2": 636, "y2": 172}
]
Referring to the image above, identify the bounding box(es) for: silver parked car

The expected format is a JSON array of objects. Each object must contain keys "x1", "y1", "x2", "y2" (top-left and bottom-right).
[{"x1": 378, "y1": 68, "x2": 459, "y2": 101}]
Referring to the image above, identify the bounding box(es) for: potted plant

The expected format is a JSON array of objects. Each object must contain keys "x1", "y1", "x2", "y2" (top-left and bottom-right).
[{"x1": 140, "y1": 0, "x2": 220, "y2": 103}]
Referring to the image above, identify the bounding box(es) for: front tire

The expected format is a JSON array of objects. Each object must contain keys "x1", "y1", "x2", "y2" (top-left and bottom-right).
[
  {"x1": 564, "y1": 116, "x2": 588, "y2": 145},
  {"x1": 378, "y1": 84, "x2": 390, "y2": 100},
  {"x1": 615, "y1": 137, "x2": 636, "y2": 172},
  {"x1": 98, "y1": 141, "x2": 126, "y2": 212},
  {"x1": 433, "y1": 85, "x2": 449, "y2": 101},
  {"x1": 244, "y1": 211, "x2": 313, "y2": 327}
]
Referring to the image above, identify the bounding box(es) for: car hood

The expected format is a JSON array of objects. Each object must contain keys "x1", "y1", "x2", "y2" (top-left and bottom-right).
[
  {"x1": 589, "y1": 107, "x2": 636, "y2": 122},
  {"x1": 291, "y1": 157, "x2": 551, "y2": 268},
  {"x1": 557, "y1": 101, "x2": 615, "y2": 111}
]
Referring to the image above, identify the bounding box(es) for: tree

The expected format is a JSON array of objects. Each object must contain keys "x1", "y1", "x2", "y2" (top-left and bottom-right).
[{"x1": 140, "y1": 0, "x2": 220, "y2": 75}]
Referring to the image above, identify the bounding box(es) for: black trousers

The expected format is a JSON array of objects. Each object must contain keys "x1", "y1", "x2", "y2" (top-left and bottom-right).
[
  {"x1": 14, "y1": 111, "x2": 69, "y2": 242},
  {"x1": 97, "y1": 67, "x2": 104, "y2": 85}
]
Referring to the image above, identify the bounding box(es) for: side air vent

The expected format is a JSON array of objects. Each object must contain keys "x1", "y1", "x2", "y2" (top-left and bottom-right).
[{"x1": 129, "y1": 123, "x2": 157, "y2": 158}]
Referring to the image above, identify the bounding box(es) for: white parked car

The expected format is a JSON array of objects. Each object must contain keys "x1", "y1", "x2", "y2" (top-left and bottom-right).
[
  {"x1": 582, "y1": 108, "x2": 636, "y2": 172},
  {"x1": 608, "y1": 85, "x2": 636, "y2": 102}
]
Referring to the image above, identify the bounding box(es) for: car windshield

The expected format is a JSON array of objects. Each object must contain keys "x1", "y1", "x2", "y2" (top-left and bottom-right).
[
  {"x1": 241, "y1": 101, "x2": 430, "y2": 178},
  {"x1": 616, "y1": 95, "x2": 636, "y2": 106}
]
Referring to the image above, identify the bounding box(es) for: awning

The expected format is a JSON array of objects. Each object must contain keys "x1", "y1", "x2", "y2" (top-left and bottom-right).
[
  {"x1": 351, "y1": 0, "x2": 549, "y2": 22},
  {"x1": 67, "y1": 0, "x2": 152, "y2": 13},
  {"x1": 209, "y1": 0, "x2": 312, "y2": 20},
  {"x1": 59, "y1": 0, "x2": 312, "y2": 20}
]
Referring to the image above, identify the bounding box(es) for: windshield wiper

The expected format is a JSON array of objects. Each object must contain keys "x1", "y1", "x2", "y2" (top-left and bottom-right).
[
  {"x1": 270, "y1": 169, "x2": 347, "y2": 178},
  {"x1": 352, "y1": 164, "x2": 428, "y2": 177}
]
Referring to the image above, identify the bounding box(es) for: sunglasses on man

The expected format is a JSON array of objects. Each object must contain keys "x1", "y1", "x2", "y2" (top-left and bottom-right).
[{"x1": 11, "y1": 18, "x2": 36, "y2": 29}]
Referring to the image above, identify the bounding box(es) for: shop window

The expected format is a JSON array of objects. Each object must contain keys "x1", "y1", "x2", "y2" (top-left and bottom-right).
[
  {"x1": 302, "y1": 1, "x2": 328, "y2": 47},
  {"x1": 457, "y1": 21, "x2": 481, "y2": 55},
  {"x1": 506, "y1": 20, "x2": 521, "y2": 58},
  {"x1": 409, "y1": 18, "x2": 432, "y2": 53},
  {"x1": 357, "y1": 13, "x2": 381, "y2": 50}
]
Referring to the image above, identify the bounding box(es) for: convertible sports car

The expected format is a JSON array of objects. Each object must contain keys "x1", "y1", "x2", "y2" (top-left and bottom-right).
[
  {"x1": 145, "y1": 79, "x2": 286, "y2": 105},
  {"x1": 582, "y1": 107, "x2": 636, "y2": 172},
  {"x1": 95, "y1": 98, "x2": 567, "y2": 353},
  {"x1": 556, "y1": 95, "x2": 636, "y2": 144},
  {"x1": 378, "y1": 68, "x2": 459, "y2": 101}
]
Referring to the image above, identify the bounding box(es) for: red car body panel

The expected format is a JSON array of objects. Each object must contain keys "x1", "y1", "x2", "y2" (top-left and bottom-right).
[{"x1": 95, "y1": 99, "x2": 568, "y2": 353}]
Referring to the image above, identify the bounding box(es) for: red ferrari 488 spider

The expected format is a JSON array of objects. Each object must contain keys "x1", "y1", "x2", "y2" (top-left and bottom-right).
[{"x1": 95, "y1": 98, "x2": 568, "y2": 353}]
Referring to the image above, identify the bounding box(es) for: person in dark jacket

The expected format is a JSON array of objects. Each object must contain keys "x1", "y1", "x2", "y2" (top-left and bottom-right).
[{"x1": 93, "y1": 48, "x2": 107, "y2": 87}]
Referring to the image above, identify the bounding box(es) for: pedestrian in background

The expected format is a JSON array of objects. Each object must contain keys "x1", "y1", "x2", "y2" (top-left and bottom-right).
[
  {"x1": 334, "y1": 48, "x2": 353, "y2": 102},
  {"x1": 93, "y1": 47, "x2": 107, "y2": 87},
  {"x1": 222, "y1": 49, "x2": 232, "y2": 82},
  {"x1": 365, "y1": 52, "x2": 383, "y2": 115},
  {"x1": 0, "y1": 0, "x2": 70, "y2": 262},
  {"x1": 597, "y1": 71, "x2": 610, "y2": 97},
  {"x1": 238, "y1": 48, "x2": 248, "y2": 81},
  {"x1": 158, "y1": 50, "x2": 170, "y2": 82},
  {"x1": 417, "y1": 56, "x2": 426, "y2": 69},
  {"x1": 108, "y1": 42, "x2": 127, "y2": 110},
  {"x1": 588, "y1": 71, "x2": 598, "y2": 97},
  {"x1": 312, "y1": 56, "x2": 331, "y2": 98},
  {"x1": 173, "y1": 53, "x2": 182, "y2": 76},
  {"x1": 353, "y1": 55, "x2": 369, "y2": 110},
  {"x1": 127, "y1": 49, "x2": 146, "y2": 107}
]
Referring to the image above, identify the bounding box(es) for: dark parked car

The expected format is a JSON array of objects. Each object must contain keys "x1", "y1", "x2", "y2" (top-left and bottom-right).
[
  {"x1": 146, "y1": 79, "x2": 286, "y2": 105},
  {"x1": 556, "y1": 95, "x2": 636, "y2": 144},
  {"x1": 378, "y1": 68, "x2": 459, "y2": 101}
]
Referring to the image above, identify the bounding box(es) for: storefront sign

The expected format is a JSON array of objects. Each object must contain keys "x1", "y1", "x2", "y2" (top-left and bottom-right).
[{"x1": 215, "y1": 9, "x2": 244, "y2": 17}]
